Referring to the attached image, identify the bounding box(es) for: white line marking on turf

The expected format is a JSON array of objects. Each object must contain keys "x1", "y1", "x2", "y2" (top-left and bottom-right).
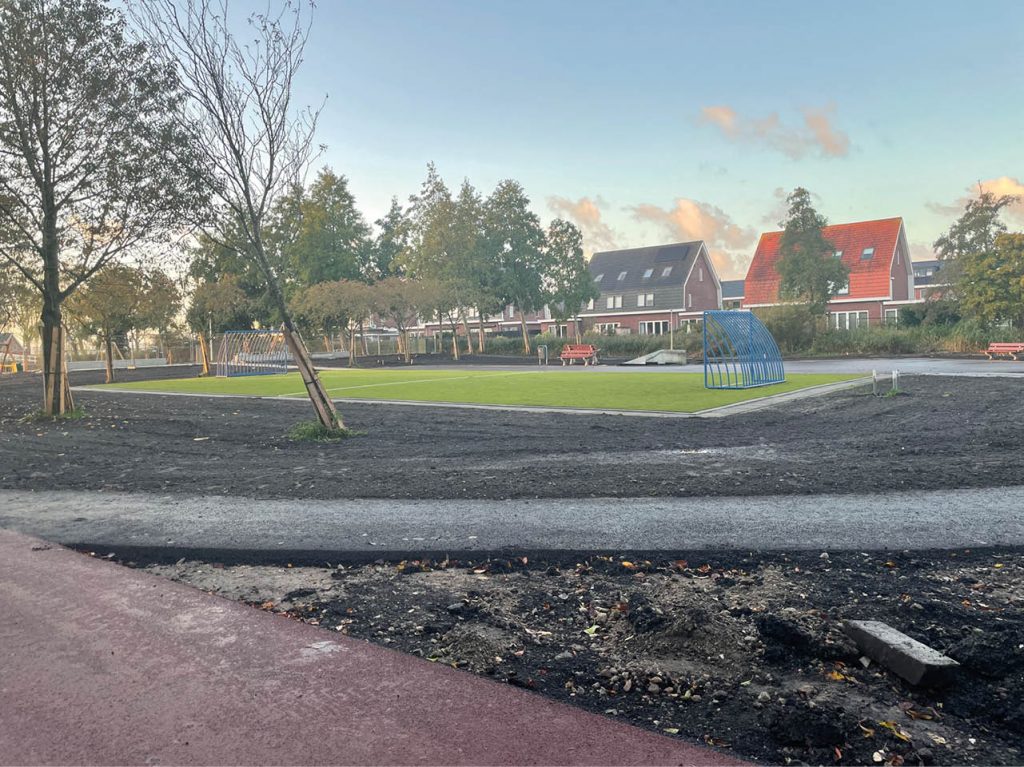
[{"x1": 282, "y1": 370, "x2": 537, "y2": 397}]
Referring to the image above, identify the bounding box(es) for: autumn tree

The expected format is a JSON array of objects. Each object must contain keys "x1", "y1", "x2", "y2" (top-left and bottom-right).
[
  {"x1": 0, "y1": 0, "x2": 205, "y2": 413},
  {"x1": 775, "y1": 188, "x2": 846, "y2": 315},
  {"x1": 134, "y1": 0, "x2": 342, "y2": 430},
  {"x1": 373, "y1": 277, "x2": 426, "y2": 364},
  {"x1": 187, "y1": 276, "x2": 255, "y2": 336},
  {"x1": 545, "y1": 219, "x2": 597, "y2": 341},
  {"x1": 483, "y1": 180, "x2": 549, "y2": 354}
]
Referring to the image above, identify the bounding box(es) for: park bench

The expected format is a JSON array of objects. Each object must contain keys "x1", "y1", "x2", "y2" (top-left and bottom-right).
[
  {"x1": 559, "y1": 343, "x2": 598, "y2": 366},
  {"x1": 984, "y1": 342, "x2": 1024, "y2": 360}
]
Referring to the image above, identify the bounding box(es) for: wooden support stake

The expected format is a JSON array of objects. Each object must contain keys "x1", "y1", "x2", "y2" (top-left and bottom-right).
[
  {"x1": 282, "y1": 325, "x2": 341, "y2": 430},
  {"x1": 198, "y1": 333, "x2": 211, "y2": 376}
]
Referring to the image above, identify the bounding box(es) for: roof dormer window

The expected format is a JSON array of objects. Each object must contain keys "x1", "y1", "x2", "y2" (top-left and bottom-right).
[
  {"x1": 661, "y1": 267, "x2": 672, "y2": 277},
  {"x1": 833, "y1": 250, "x2": 843, "y2": 259},
  {"x1": 594, "y1": 273, "x2": 603, "y2": 282},
  {"x1": 617, "y1": 271, "x2": 627, "y2": 281},
  {"x1": 642, "y1": 268, "x2": 653, "y2": 279},
  {"x1": 861, "y1": 247, "x2": 875, "y2": 260}
]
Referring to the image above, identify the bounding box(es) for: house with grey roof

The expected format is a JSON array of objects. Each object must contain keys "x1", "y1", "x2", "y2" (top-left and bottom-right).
[{"x1": 577, "y1": 241, "x2": 722, "y2": 335}]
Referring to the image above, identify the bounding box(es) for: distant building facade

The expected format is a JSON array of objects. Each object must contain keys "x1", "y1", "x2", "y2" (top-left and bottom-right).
[
  {"x1": 742, "y1": 217, "x2": 916, "y2": 327},
  {"x1": 578, "y1": 241, "x2": 722, "y2": 335}
]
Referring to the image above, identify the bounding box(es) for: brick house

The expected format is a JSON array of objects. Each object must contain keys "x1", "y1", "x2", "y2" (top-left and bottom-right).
[
  {"x1": 577, "y1": 241, "x2": 722, "y2": 335},
  {"x1": 742, "y1": 217, "x2": 915, "y2": 327}
]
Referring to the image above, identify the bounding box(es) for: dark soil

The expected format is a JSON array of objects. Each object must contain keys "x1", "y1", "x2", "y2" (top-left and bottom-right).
[
  {"x1": 1, "y1": 367, "x2": 1023, "y2": 499},
  {"x1": 127, "y1": 548, "x2": 1023, "y2": 766}
]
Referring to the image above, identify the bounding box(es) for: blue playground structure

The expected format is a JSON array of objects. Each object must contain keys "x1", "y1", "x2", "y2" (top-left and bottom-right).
[{"x1": 702, "y1": 310, "x2": 785, "y2": 389}]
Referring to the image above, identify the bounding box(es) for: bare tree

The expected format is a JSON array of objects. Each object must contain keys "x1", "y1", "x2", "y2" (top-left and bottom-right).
[
  {"x1": 0, "y1": 0, "x2": 205, "y2": 414},
  {"x1": 133, "y1": 0, "x2": 341, "y2": 429}
]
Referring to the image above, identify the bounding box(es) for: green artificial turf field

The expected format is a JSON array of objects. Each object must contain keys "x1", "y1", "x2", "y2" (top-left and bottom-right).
[{"x1": 93, "y1": 368, "x2": 862, "y2": 413}]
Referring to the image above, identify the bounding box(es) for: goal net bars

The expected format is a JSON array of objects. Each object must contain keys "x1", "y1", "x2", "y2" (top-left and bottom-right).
[
  {"x1": 702, "y1": 310, "x2": 785, "y2": 389},
  {"x1": 216, "y1": 329, "x2": 289, "y2": 377}
]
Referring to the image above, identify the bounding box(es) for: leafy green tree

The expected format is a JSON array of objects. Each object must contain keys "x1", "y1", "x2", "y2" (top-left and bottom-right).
[
  {"x1": 483, "y1": 180, "x2": 549, "y2": 354},
  {"x1": 934, "y1": 191, "x2": 1017, "y2": 308},
  {"x1": 545, "y1": 219, "x2": 598, "y2": 341},
  {"x1": 187, "y1": 276, "x2": 255, "y2": 335},
  {"x1": 367, "y1": 197, "x2": 410, "y2": 280},
  {"x1": 286, "y1": 168, "x2": 370, "y2": 286},
  {"x1": 66, "y1": 265, "x2": 179, "y2": 383},
  {"x1": 958, "y1": 233, "x2": 1024, "y2": 327},
  {"x1": 775, "y1": 188, "x2": 846, "y2": 315},
  {"x1": 0, "y1": 0, "x2": 205, "y2": 413},
  {"x1": 374, "y1": 277, "x2": 429, "y2": 363}
]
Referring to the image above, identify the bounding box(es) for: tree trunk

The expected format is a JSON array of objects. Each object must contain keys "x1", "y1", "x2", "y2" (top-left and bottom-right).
[
  {"x1": 249, "y1": 231, "x2": 339, "y2": 429},
  {"x1": 574, "y1": 318, "x2": 582, "y2": 343},
  {"x1": 460, "y1": 309, "x2": 475, "y2": 355},
  {"x1": 349, "y1": 325, "x2": 357, "y2": 367},
  {"x1": 476, "y1": 308, "x2": 486, "y2": 353},
  {"x1": 104, "y1": 333, "x2": 114, "y2": 384},
  {"x1": 447, "y1": 314, "x2": 460, "y2": 361},
  {"x1": 519, "y1": 311, "x2": 531, "y2": 355}
]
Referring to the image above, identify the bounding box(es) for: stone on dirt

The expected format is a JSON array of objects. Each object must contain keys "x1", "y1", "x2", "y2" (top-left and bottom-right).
[{"x1": 843, "y1": 619, "x2": 959, "y2": 686}]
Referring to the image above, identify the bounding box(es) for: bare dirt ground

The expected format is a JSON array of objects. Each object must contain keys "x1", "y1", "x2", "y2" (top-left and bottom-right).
[
  {"x1": 1, "y1": 368, "x2": 1023, "y2": 499},
  {"x1": 126, "y1": 548, "x2": 1023, "y2": 767}
]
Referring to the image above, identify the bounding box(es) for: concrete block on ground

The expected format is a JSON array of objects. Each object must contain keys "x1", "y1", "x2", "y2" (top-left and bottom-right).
[{"x1": 843, "y1": 619, "x2": 959, "y2": 687}]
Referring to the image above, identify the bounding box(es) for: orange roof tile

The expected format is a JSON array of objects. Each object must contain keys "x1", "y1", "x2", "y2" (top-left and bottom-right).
[{"x1": 743, "y1": 218, "x2": 903, "y2": 305}]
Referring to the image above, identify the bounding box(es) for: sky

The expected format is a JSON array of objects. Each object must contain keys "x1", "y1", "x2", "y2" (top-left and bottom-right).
[{"x1": 242, "y1": 0, "x2": 1022, "y2": 278}]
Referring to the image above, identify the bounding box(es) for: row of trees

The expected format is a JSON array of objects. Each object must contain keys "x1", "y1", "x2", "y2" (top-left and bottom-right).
[{"x1": 191, "y1": 163, "x2": 599, "y2": 355}]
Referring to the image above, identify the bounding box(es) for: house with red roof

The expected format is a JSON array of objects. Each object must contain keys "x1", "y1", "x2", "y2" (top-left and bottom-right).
[{"x1": 742, "y1": 217, "x2": 916, "y2": 327}]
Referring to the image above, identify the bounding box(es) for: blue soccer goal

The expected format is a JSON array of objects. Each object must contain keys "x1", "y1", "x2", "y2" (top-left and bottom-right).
[
  {"x1": 216, "y1": 329, "x2": 290, "y2": 377},
  {"x1": 702, "y1": 310, "x2": 784, "y2": 389}
]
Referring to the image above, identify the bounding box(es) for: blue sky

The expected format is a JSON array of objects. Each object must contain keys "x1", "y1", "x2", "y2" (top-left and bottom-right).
[{"x1": 249, "y1": 0, "x2": 1022, "y2": 277}]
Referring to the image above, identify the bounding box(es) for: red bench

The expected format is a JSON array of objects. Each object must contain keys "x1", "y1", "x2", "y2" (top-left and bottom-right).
[
  {"x1": 984, "y1": 342, "x2": 1024, "y2": 360},
  {"x1": 559, "y1": 344, "x2": 598, "y2": 366}
]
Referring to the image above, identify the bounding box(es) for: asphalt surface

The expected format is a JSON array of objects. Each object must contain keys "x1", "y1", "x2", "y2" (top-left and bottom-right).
[
  {"x1": 0, "y1": 528, "x2": 743, "y2": 766},
  {"x1": 3, "y1": 486, "x2": 1022, "y2": 562}
]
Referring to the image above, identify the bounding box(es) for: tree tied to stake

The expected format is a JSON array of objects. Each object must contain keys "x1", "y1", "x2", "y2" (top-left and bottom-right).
[{"x1": 132, "y1": 0, "x2": 342, "y2": 429}]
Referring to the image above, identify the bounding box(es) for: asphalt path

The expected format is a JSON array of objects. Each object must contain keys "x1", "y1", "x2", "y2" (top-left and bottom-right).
[{"x1": 2, "y1": 486, "x2": 1022, "y2": 561}]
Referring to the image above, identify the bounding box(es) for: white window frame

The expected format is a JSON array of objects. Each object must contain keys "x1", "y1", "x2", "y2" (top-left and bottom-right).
[
  {"x1": 617, "y1": 271, "x2": 628, "y2": 281},
  {"x1": 884, "y1": 308, "x2": 899, "y2": 325},
  {"x1": 606, "y1": 296, "x2": 614, "y2": 309},
  {"x1": 594, "y1": 273, "x2": 603, "y2": 282},
  {"x1": 614, "y1": 295, "x2": 622, "y2": 308},
  {"x1": 698, "y1": 267, "x2": 703, "y2": 282},
  {"x1": 661, "y1": 266, "x2": 672, "y2": 277},
  {"x1": 830, "y1": 310, "x2": 869, "y2": 330},
  {"x1": 637, "y1": 292, "x2": 655, "y2": 307},
  {"x1": 586, "y1": 298, "x2": 595, "y2": 310},
  {"x1": 642, "y1": 268, "x2": 653, "y2": 279},
  {"x1": 639, "y1": 320, "x2": 670, "y2": 336}
]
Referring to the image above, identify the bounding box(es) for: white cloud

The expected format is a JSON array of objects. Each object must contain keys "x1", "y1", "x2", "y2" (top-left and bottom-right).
[
  {"x1": 547, "y1": 195, "x2": 619, "y2": 255},
  {"x1": 629, "y1": 198, "x2": 757, "y2": 278},
  {"x1": 698, "y1": 104, "x2": 850, "y2": 159},
  {"x1": 929, "y1": 176, "x2": 1024, "y2": 223}
]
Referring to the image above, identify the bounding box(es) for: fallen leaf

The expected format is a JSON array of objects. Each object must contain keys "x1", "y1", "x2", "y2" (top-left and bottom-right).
[
  {"x1": 663, "y1": 727, "x2": 679, "y2": 734},
  {"x1": 878, "y1": 721, "x2": 912, "y2": 742},
  {"x1": 583, "y1": 624, "x2": 599, "y2": 636}
]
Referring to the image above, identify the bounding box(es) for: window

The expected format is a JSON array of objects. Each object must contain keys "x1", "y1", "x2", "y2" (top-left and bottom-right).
[
  {"x1": 617, "y1": 271, "x2": 628, "y2": 281},
  {"x1": 508, "y1": 305, "x2": 515, "y2": 318},
  {"x1": 594, "y1": 273, "x2": 603, "y2": 282},
  {"x1": 595, "y1": 322, "x2": 620, "y2": 335},
  {"x1": 687, "y1": 293, "x2": 693, "y2": 308},
  {"x1": 606, "y1": 295, "x2": 622, "y2": 309},
  {"x1": 830, "y1": 311, "x2": 869, "y2": 330},
  {"x1": 586, "y1": 298, "x2": 595, "y2": 310},
  {"x1": 614, "y1": 295, "x2": 622, "y2": 308},
  {"x1": 861, "y1": 247, "x2": 875, "y2": 260},
  {"x1": 661, "y1": 266, "x2": 672, "y2": 277},
  {"x1": 639, "y1": 321, "x2": 670, "y2": 335},
  {"x1": 552, "y1": 324, "x2": 569, "y2": 338},
  {"x1": 642, "y1": 268, "x2": 654, "y2": 279},
  {"x1": 637, "y1": 292, "x2": 655, "y2": 307},
  {"x1": 833, "y1": 250, "x2": 843, "y2": 259},
  {"x1": 884, "y1": 308, "x2": 899, "y2": 325},
  {"x1": 698, "y1": 267, "x2": 704, "y2": 282}
]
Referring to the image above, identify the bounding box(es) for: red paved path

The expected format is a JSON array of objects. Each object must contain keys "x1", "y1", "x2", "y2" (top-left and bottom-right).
[{"x1": 0, "y1": 530, "x2": 746, "y2": 766}]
